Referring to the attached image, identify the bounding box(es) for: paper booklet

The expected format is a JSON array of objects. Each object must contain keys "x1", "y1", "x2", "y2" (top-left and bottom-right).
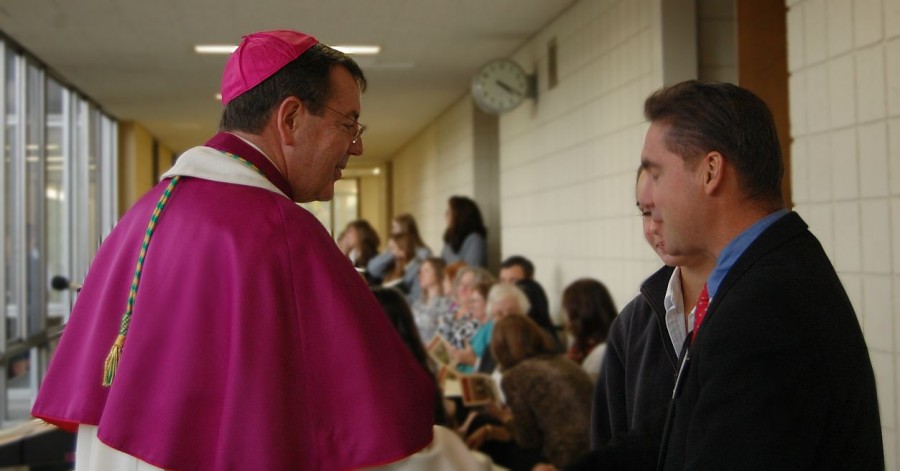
[
  {"x1": 458, "y1": 372, "x2": 500, "y2": 407},
  {"x1": 427, "y1": 335, "x2": 457, "y2": 369}
]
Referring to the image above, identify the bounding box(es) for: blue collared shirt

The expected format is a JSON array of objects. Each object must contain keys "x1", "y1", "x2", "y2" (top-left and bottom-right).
[{"x1": 707, "y1": 209, "x2": 789, "y2": 298}]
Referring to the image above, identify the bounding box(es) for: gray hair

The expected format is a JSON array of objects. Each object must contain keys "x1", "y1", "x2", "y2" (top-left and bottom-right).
[{"x1": 486, "y1": 283, "x2": 531, "y2": 319}]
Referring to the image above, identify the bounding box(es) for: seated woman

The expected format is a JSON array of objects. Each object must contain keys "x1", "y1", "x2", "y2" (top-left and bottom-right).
[
  {"x1": 368, "y1": 287, "x2": 493, "y2": 471},
  {"x1": 337, "y1": 219, "x2": 381, "y2": 284},
  {"x1": 440, "y1": 196, "x2": 487, "y2": 268},
  {"x1": 368, "y1": 214, "x2": 432, "y2": 301},
  {"x1": 448, "y1": 278, "x2": 495, "y2": 373},
  {"x1": 463, "y1": 282, "x2": 531, "y2": 375},
  {"x1": 371, "y1": 287, "x2": 450, "y2": 427},
  {"x1": 561, "y1": 278, "x2": 618, "y2": 383},
  {"x1": 435, "y1": 266, "x2": 494, "y2": 350},
  {"x1": 468, "y1": 315, "x2": 594, "y2": 470},
  {"x1": 411, "y1": 257, "x2": 452, "y2": 343}
]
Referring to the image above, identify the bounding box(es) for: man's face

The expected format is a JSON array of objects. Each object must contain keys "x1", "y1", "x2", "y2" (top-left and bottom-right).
[
  {"x1": 286, "y1": 66, "x2": 363, "y2": 202},
  {"x1": 499, "y1": 265, "x2": 526, "y2": 284},
  {"x1": 640, "y1": 122, "x2": 705, "y2": 257},
  {"x1": 636, "y1": 170, "x2": 671, "y2": 263}
]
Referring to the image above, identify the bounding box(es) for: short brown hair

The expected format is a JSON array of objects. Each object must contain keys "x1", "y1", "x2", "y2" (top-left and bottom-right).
[
  {"x1": 644, "y1": 80, "x2": 783, "y2": 206},
  {"x1": 491, "y1": 314, "x2": 556, "y2": 371}
]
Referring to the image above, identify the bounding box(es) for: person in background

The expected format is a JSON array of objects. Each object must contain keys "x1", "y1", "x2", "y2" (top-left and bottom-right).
[
  {"x1": 556, "y1": 167, "x2": 718, "y2": 471},
  {"x1": 339, "y1": 219, "x2": 381, "y2": 283},
  {"x1": 498, "y1": 255, "x2": 532, "y2": 285},
  {"x1": 370, "y1": 287, "x2": 495, "y2": 471},
  {"x1": 371, "y1": 287, "x2": 449, "y2": 427},
  {"x1": 449, "y1": 278, "x2": 496, "y2": 373},
  {"x1": 560, "y1": 278, "x2": 617, "y2": 383},
  {"x1": 32, "y1": 30, "x2": 433, "y2": 470},
  {"x1": 644, "y1": 81, "x2": 881, "y2": 469},
  {"x1": 436, "y1": 266, "x2": 494, "y2": 350},
  {"x1": 468, "y1": 315, "x2": 593, "y2": 470},
  {"x1": 474, "y1": 282, "x2": 531, "y2": 375},
  {"x1": 411, "y1": 257, "x2": 451, "y2": 343},
  {"x1": 498, "y1": 255, "x2": 557, "y2": 347},
  {"x1": 441, "y1": 196, "x2": 487, "y2": 268},
  {"x1": 369, "y1": 213, "x2": 432, "y2": 300},
  {"x1": 441, "y1": 261, "x2": 467, "y2": 306}
]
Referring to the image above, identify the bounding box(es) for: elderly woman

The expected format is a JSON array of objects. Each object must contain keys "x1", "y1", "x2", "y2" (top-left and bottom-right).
[{"x1": 454, "y1": 282, "x2": 531, "y2": 374}]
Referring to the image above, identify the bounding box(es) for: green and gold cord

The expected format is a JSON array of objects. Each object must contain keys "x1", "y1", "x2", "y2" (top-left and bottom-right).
[
  {"x1": 102, "y1": 176, "x2": 181, "y2": 386},
  {"x1": 101, "y1": 152, "x2": 261, "y2": 386}
]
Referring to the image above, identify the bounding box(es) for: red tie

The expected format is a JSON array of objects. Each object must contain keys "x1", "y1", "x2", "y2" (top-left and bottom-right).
[{"x1": 692, "y1": 283, "x2": 710, "y2": 336}]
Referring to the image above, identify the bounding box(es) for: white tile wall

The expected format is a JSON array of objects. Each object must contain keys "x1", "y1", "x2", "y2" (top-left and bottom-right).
[
  {"x1": 830, "y1": 128, "x2": 859, "y2": 199},
  {"x1": 828, "y1": 54, "x2": 856, "y2": 128},
  {"x1": 827, "y1": 0, "x2": 854, "y2": 56},
  {"x1": 893, "y1": 199, "x2": 900, "y2": 273},
  {"x1": 804, "y1": 0, "x2": 828, "y2": 64},
  {"x1": 790, "y1": 0, "x2": 896, "y2": 464},
  {"x1": 854, "y1": 0, "x2": 885, "y2": 47},
  {"x1": 893, "y1": 119, "x2": 900, "y2": 196},
  {"x1": 888, "y1": 0, "x2": 900, "y2": 38},
  {"x1": 861, "y1": 199, "x2": 893, "y2": 274},
  {"x1": 887, "y1": 39, "x2": 900, "y2": 117},
  {"x1": 787, "y1": 4, "x2": 806, "y2": 68},
  {"x1": 808, "y1": 133, "x2": 834, "y2": 201},
  {"x1": 857, "y1": 44, "x2": 887, "y2": 122},
  {"x1": 859, "y1": 122, "x2": 890, "y2": 197},
  {"x1": 807, "y1": 64, "x2": 831, "y2": 132},
  {"x1": 832, "y1": 201, "x2": 862, "y2": 271}
]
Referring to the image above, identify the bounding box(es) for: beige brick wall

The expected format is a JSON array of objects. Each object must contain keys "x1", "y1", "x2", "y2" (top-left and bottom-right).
[{"x1": 788, "y1": 0, "x2": 900, "y2": 467}]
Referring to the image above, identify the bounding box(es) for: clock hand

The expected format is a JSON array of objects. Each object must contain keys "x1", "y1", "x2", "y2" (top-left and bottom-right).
[{"x1": 495, "y1": 80, "x2": 522, "y2": 96}]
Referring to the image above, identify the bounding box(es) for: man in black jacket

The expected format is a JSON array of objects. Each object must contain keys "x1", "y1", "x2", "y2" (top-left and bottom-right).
[
  {"x1": 641, "y1": 81, "x2": 882, "y2": 470},
  {"x1": 584, "y1": 167, "x2": 715, "y2": 470}
]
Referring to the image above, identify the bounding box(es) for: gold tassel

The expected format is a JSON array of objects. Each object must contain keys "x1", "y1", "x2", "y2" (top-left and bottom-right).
[{"x1": 102, "y1": 335, "x2": 126, "y2": 387}]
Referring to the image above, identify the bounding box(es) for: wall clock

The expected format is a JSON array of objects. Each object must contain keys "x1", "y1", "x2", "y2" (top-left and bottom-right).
[{"x1": 471, "y1": 59, "x2": 536, "y2": 114}]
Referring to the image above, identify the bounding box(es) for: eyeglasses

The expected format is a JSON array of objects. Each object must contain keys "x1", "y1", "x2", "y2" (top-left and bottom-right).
[{"x1": 322, "y1": 104, "x2": 367, "y2": 144}]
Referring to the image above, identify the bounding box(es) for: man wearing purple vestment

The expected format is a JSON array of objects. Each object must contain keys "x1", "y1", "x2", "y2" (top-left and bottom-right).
[{"x1": 31, "y1": 30, "x2": 434, "y2": 471}]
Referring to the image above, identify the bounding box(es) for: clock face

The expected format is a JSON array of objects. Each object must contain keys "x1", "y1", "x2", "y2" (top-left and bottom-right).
[{"x1": 471, "y1": 59, "x2": 530, "y2": 114}]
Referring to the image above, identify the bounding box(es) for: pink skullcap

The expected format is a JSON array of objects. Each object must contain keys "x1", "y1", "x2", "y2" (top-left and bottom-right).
[{"x1": 220, "y1": 30, "x2": 318, "y2": 106}]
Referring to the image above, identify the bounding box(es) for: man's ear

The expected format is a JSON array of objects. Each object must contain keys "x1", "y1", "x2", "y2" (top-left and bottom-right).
[
  {"x1": 275, "y1": 97, "x2": 304, "y2": 145},
  {"x1": 701, "y1": 151, "x2": 725, "y2": 195}
]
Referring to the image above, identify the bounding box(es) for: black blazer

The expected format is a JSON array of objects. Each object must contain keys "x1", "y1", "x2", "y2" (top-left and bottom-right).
[{"x1": 659, "y1": 212, "x2": 883, "y2": 470}]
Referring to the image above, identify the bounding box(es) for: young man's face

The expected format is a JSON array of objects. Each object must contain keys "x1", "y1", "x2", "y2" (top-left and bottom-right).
[
  {"x1": 499, "y1": 265, "x2": 526, "y2": 284},
  {"x1": 640, "y1": 121, "x2": 706, "y2": 258}
]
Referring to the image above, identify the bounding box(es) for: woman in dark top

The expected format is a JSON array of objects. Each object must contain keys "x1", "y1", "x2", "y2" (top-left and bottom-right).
[
  {"x1": 371, "y1": 287, "x2": 450, "y2": 427},
  {"x1": 562, "y1": 278, "x2": 618, "y2": 382},
  {"x1": 441, "y1": 196, "x2": 487, "y2": 268}
]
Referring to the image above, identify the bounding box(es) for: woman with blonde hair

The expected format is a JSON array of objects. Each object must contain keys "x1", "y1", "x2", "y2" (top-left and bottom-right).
[{"x1": 411, "y1": 257, "x2": 452, "y2": 343}]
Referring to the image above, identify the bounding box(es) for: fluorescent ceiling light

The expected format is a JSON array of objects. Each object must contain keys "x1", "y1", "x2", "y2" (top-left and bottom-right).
[
  {"x1": 195, "y1": 45, "x2": 238, "y2": 54},
  {"x1": 195, "y1": 44, "x2": 380, "y2": 55},
  {"x1": 333, "y1": 45, "x2": 380, "y2": 55}
]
